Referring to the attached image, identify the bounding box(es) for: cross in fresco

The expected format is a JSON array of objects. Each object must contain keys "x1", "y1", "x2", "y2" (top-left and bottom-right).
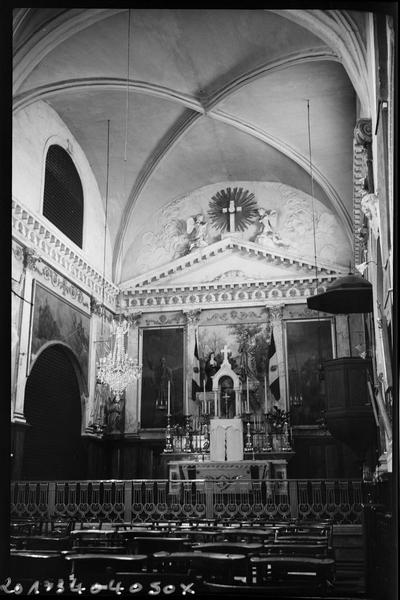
[
  {"x1": 222, "y1": 199, "x2": 242, "y2": 232},
  {"x1": 221, "y1": 344, "x2": 230, "y2": 363}
]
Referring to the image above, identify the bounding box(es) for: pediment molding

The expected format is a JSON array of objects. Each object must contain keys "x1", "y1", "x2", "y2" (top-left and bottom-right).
[{"x1": 122, "y1": 237, "x2": 345, "y2": 291}]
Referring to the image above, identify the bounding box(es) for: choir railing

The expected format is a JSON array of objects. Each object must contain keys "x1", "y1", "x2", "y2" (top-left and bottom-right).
[{"x1": 10, "y1": 479, "x2": 373, "y2": 524}]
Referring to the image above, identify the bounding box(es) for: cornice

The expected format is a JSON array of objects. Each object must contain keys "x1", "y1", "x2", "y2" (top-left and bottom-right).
[
  {"x1": 122, "y1": 237, "x2": 345, "y2": 290},
  {"x1": 12, "y1": 197, "x2": 118, "y2": 310},
  {"x1": 124, "y1": 276, "x2": 338, "y2": 313}
]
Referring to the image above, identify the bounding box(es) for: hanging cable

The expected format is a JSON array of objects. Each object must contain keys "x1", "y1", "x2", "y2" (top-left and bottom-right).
[
  {"x1": 124, "y1": 8, "x2": 131, "y2": 162},
  {"x1": 101, "y1": 119, "x2": 111, "y2": 337},
  {"x1": 306, "y1": 100, "x2": 324, "y2": 376},
  {"x1": 306, "y1": 99, "x2": 318, "y2": 286}
]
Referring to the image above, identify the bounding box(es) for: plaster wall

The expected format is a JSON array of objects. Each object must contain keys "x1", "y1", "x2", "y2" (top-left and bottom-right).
[
  {"x1": 12, "y1": 101, "x2": 113, "y2": 279},
  {"x1": 122, "y1": 181, "x2": 352, "y2": 282}
]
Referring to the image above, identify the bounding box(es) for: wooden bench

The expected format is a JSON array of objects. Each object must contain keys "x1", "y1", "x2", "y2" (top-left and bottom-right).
[
  {"x1": 153, "y1": 551, "x2": 248, "y2": 583},
  {"x1": 130, "y1": 536, "x2": 188, "y2": 556},
  {"x1": 64, "y1": 553, "x2": 148, "y2": 585},
  {"x1": 192, "y1": 542, "x2": 263, "y2": 555},
  {"x1": 250, "y1": 555, "x2": 335, "y2": 594},
  {"x1": 115, "y1": 571, "x2": 205, "y2": 597},
  {"x1": 8, "y1": 551, "x2": 70, "y2": 585},
  {"x1": 263, "y1": 542, "x2": 334, "y2": 558},
  {"x1": 19, "y1": 534, "x2": 72, "y2": 552}
]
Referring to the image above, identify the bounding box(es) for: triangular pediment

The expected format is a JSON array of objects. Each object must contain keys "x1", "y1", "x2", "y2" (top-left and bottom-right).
[{"x1": 122, "y1": 238, "x2": 346, "y2": 291}]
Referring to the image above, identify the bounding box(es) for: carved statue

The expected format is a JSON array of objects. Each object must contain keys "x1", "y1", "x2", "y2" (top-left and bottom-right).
[
  {"x1": 106, "y1": 395, "x2": 124, "y2": 433},
  {"x1": 187, "y1": 214, "x2": 208, "y2": 251},
  {"x1": 255, "y1": 208, "x2": 289, "y2": 248},
  {"x1": 155, "y1": 356, "x2": 173, "y2": 410},
  {"x1": 204, "y1": 352, "x2": 219, "y2": 391},
  {"x1": 361, "y1": 193, "x2": 380, "y2": 238}
]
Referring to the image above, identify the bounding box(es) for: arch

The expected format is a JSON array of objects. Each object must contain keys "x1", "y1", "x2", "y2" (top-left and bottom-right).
[
  {"x1": 22, "y1": 343, "x2": 87, "y2": 480},
  {"x1": 29, "y1": 340, "x2": 88, "y2": 397},
  {"x1": 270, "y1": 9, "x2": 371, "y2": 115}
]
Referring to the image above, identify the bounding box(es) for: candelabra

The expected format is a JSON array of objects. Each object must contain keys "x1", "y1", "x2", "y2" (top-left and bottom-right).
[
  {"x1": 97, "y1": 319, "x2": 142, "y2": 398},
  {"x1": 262, "y1": 419, "x2": 273, "y2": 452},
  {"x1": 244, "y1": 414, "x2": 254, "y2": 452},
  {"x1": 88, "y1": 420, "x2": 107, "y2": 437},
  {"x1": 184, "y1": 415, "x2": 192, "y2": 452},
  {"x1": 281, "y1": 421, "x2": 292, "y2": 452},
  {"x1": 164, "y1": 414, "x2": 173, "y2": 453}
]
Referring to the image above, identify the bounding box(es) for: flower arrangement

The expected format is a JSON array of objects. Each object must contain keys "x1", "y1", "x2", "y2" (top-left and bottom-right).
[{"x1": 266, "y1": 406, "x2": 290, "y2": 433}]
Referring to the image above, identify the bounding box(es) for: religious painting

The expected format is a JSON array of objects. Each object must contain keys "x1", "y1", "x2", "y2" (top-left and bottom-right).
[
  {"x1": 197, "y1": 322, "x2": 270, "y2": 413},
  {"x1": 285, "y1": 319, "x2": 334, "y2": 426},
  {"x1": 30, "y1": 281, "x2": 90, "y2": 384},
  {"x1": 141, "y1": 328, "x2": 184, "y2": 428}
]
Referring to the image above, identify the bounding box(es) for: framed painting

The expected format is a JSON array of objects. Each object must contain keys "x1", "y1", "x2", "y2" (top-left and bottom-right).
[
  {"x1": 140, "y1": 328, "x2": 184, "y2": 429},
  {"x1": 285, "y1": 318, "x2": 334, "y2": 426},
  {"x1": 29, "y1": 281, "x2": 90, "y2": 384},
  {"x1": 197, "y1": 322, "x2": 270, "y2": 413}
]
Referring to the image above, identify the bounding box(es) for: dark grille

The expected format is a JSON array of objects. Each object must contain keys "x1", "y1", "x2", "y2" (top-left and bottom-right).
[{"x1": 43, "y1": 145, "x2": 83, "y2": 248}]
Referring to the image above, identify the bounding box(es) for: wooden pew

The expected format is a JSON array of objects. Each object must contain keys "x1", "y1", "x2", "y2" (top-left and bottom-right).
[{"x1": 250, "y1": 555, "x2": 335, "y2": 595}]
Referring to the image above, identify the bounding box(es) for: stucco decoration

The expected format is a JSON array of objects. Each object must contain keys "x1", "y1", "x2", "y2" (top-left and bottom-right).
[
  {"x1": 124, "y1": 182, "x2": 351, "y2": 280},
  {"x1": 361, "y1": 193, "x2": 380, "y2": 239}
]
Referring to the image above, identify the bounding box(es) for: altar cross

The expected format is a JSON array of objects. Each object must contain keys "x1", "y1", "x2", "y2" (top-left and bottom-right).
[
  {"x1": 221, "y1": 344, "x2": 230, "y2": 363},
  {"x1": 222, "y1": 199, "x2": 242, "y2": 232},
  {"x1": 222, "y1": 391, "x2": 230, "y2": 418}
]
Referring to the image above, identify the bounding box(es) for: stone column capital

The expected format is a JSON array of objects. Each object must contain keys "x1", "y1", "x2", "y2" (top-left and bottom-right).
[
  {"x1": 265, "y1": 303, "x2": 285, "y2": 322},
  {"x1": 354, "y1": 118, "x2": 372, "y2": 146},
  {"x1": 23, "y1": 246, "x2": 40, "y2": 271},
  {"x1": 183, "y1": 309, "x2": 202, "y2": 325}
]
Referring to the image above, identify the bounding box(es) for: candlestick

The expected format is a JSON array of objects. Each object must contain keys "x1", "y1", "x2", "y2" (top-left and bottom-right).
[
  {"x1": 164, "y1": 414, "x2": 173, "y2": 453},
  {"x1": 185, "y1": 380, "x2": 189, "y2": 415},
  {"x1": 246, "y1": 378, "x2": 250, "y2": 413},
  {"x1": 264, "y1": 375, "x2": 268, "y2": 413},
  {"x1": 167, "y1": 380, "x2": 171, "y2": 415}
]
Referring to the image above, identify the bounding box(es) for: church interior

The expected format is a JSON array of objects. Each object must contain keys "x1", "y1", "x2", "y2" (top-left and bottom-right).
[{"x1": 10, "y1": 7, "x2": 397, "y2": 598}]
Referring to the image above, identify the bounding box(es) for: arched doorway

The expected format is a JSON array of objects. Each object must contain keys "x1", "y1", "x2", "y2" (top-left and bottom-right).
[{"x1": 22, "y1": 344, "x2": 86, "y2": 480}]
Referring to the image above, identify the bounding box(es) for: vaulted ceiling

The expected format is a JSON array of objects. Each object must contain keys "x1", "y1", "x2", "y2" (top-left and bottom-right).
[{"x1": 13, "y1": 8, "x2": 366, "y2": 284}]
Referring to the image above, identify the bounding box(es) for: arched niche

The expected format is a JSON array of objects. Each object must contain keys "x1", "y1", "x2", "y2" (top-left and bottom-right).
[{"x1": 211, "y1": 351, "x2": 242, "y2": 417}]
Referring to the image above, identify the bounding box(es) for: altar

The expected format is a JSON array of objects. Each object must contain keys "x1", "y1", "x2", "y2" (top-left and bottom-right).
[
  {"x1": 167, "y1": 458, "x2": 293, "y2": 484},
  {"x1": 162, "y1": 342, "x2": 294, "y2": 481}
]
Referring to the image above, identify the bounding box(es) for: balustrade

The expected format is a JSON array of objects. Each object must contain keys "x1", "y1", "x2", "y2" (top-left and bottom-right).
[{"x1": 11, "y1": 479, "x2": 372, "y2": 525}]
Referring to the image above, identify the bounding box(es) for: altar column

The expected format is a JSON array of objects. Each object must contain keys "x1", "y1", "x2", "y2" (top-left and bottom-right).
[
  {"x1": 183, "y1": 309, "x2": 202, "y2": 416},
  {"x1": 125, "y1": 310, "x2": 142, "y2": 434},
  {"x1": 266, "y1": 303, "x2": 288, "y2": 412}
]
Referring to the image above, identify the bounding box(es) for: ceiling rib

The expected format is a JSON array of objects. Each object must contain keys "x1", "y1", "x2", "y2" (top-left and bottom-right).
[
  {"x1": 204, "y1": 47, "x2": 339, "y2": 111},
  {"x1": 13, "y1": 9, "x2": 125, "y2": 94},
  {"x1": 13, "y1": 78, "x2": 205, "y2": 114},
  {"x1": 113, "y1": 109, "x2": 203, "y2": 281},
  {"x1": 210, "y1": 109, "x2": 353, "y2": 238}
]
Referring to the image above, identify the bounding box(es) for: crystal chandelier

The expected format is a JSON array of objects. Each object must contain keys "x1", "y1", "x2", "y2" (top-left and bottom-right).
[{"x1": 97, "y1": 316, "x2": 142, "y2": 399}]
